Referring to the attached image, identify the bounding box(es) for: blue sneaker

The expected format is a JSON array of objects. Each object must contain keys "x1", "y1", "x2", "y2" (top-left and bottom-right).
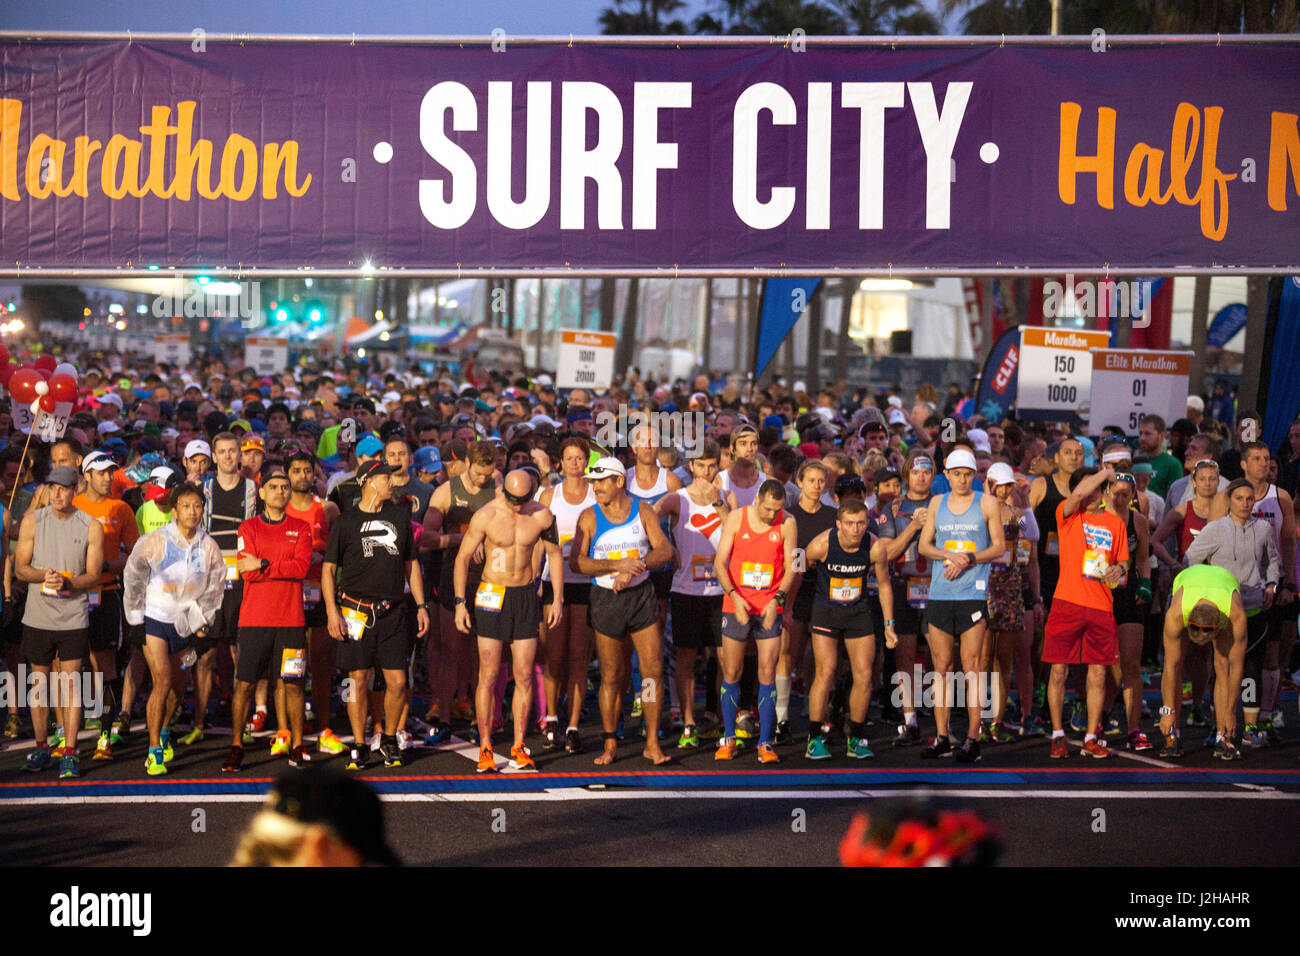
[
  {"x1": 847, "y1": 736, "x2": 874, "y2": 759},
  {"x1": 59, "y1": 754, "x2": 80, "y2": 779},
  {"x1": 23, "y1": 747, "x2": 52, "y2": 772},
  {"x1": 423, "y1": 721, "x2": 451, "y2": 745},
  {"x1": 805, "y1": 736, "x2": 832, "y2": 760},
  {"x1": 1068, "y1": 704, "x2": 1088, "y2": 734}
]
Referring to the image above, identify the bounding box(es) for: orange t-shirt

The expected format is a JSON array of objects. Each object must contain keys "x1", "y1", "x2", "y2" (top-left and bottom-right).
[
  {"x1": 74, "y1": 493, "x2": 141, "y2": 587},
  {"x1": 1053, "y1": 501, "x2": 1128, "y2": 610},
  {"x1": 110, "y1": 469, "x2": 136, "y2": 501}
]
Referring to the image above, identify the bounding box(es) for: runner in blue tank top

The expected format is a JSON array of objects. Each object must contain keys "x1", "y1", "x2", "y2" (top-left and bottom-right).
[{"x1": 916, "y1": 449, "x2": 1005, "y2": 764}]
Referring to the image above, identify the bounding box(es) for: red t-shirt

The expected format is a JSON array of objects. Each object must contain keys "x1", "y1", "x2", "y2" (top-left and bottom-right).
[
  {"x1": 236, "y1": 514, "x2": 312, "y2": 628},
  {"x1": 723, "y1": 507, "x2": 785, "y2": 615},
  {"x1": 285, "y1": 495, "x2": 329, "y2": 583},
  {"x1": 1053, "y1": 502, "x2": 1129, "y2": 610}
]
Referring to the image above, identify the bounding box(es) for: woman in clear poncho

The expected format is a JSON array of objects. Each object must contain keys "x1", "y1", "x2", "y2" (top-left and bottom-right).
[{"x1": 122, "y1": 483, "x2": 227, "y2": 774}]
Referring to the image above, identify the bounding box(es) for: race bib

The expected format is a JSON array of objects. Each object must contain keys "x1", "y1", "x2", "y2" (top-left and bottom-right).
[
  {"x1": 303, "y1": 582, "x2": 321, "y2": 608},
  {"x1": 224, "y1": 554, "x2": 239, "y2": 588},
  {"x1": 1016, "y1": 539, "x2": 1031, "y2": 567},
  {"x1": 560, "y1": 532, "x2": 573, "y2": 558},
  {"x1": 88, "y1": 589, "x2": 101, "y2": 609},
  {"x1": 1045, "y1": 531, "x2": 1060, "y2": 557},
  {"x1": 829, "y1": 576, "x2": 862, "y2": 603},
  {"x1": 692, "y1": 554, "x2": 718, "y2": 583},
  {"x1": 280, "y1": 647, "x2": 306, "y2": 679},
  {"x1": 907, "y1": 576, "x2": 929, "y2": 608},
  {"x1": 741, "y1": 562, "x2": 774, "y2": 589},
  {"x1": 341, "y1": 606, "x2": 367, "y2": 641},
  {"x1": 475, "y1": 582, "x2": 504, "y2": 611},
  {"x1": 1082, "y1": 549, "x2": 1108, "y2": 580}
]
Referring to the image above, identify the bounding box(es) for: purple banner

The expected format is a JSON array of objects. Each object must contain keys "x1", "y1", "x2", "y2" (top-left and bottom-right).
[{"x1": 1, "y1": 38, "x2": 1299, "y2": 273}]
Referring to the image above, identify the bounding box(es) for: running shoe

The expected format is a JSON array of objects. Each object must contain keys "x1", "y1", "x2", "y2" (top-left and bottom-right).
[
  {"x1": 774, "y1": 719, "x2": 792, "y2": 745},
  {"x1": 3, "y1": 713, "x2": 20, "y2": 738},
  {"x1": 83, "y1": 715, "x2": 101, "y2": 730},
  {"x1": 422, "y1": 722, "x2": 451, "y2": 746},
  {"x1": 805, "y1": 736, "x2": 832, "y2": 760},
  {"x1": 1181, "y1": 680, "x2": 1193, "y2": 703},
  {"x1": 1186, "y1": 706, "x2": 1209, "y2": 728},
  {"x1": 179, "y1": 726, "x2": 205, "y2": 746},
  {"x1": 1049, "y1": 736, "x2": 1069, "y2": 759},
  {"x1": 987, "y1": 722, "x2": 1013, "y2": 744},
  {"x1": 892, "y1": 723, "x2": 922, "y2": 748},
  {"x1": 541, "y1": 719, "x2": 559, "y2": 750},
  {"x1": 1081, "y1": 739, "x2": 1113, "y2": 759},
  {"x1": 59, "y1": 753, "x2": 80, "y2": 779},
  {"x1": 846, "y1": 736, "x2": 874, "y2": 760},
  {"x1": 109, "y1": 713, "x2": 129, "y2": 744},
  {"x1": 379, "y1": 739, "x2": 403, "y2": 768},
  {"x1": 735, "y1": 711, "x2": 759, "y2": 739},
  {"x1": 630, "y1": 695, "x2": 643, "y2": 718},
  {"x1": 1104, "y1": 719, "x2": 1124, "y2": 738},
  {"x1": 407, "y1": 714, "x2": 434, "y2": 736},
  {"x1": 396, "y1": 730, "x2": 412, "y2": 751},
  {"x1": 977, "y1": 722, "x2": 991, "y2": 744},
  {"x1": 1212, "y1": 738, "x2": 1242, "y2": 761},
  {"x1": 1271, "y1": 709, "x2": 1286, "y2": 730},
  {"x1": 450, "y1": 698, "x2": 473, "y2": 722},
  {"x1": 476, "y1": 745, "x2": 498, "y2": 773},
  {"x1": 159, "y1": 727, "x2": 174, "y2": 763},
  {"x1": 669, "y1": 708, "x2": 684, "y2": 731},
  {"x1": 270, "y1": 731, "x2": 291, "y2": 756},
  {"x1": 920, "y1": 736, "x2": 953, "y2": 758},
  {"x1": 509, "y1": 742, "x2": 537, "y2": 771},
  {"x1": 93, "y1": 732, "x2": 113, "y2": 760},
  {"x1": 677, "y1": 724, "x2": 699, "y2": 749},
  {"x1": 714, "y1": 738, "x2": 738, "y2": 761},
  {"x1": 564, "y1": 729, "x2": 583, "y2": 754},
  {"x1": 318, "y1": 728, "x2": 347, "y2": 754},
  {"x1": 954, "y1": 738, "x2": 981, "y2": 764},
  {"x1": 1240, "y1": 725, "x2": 1269, "y2": 749},
  {"x1": 221, "y1": 746, "x2": 244, "y2": 773},
  {"x1": 287, "y1": 745, "x2": 312, "y2": 768},
  {"x1": 247, "y1": 709, "x2": 268, "y2": 733},
  {"x1": 1017, "y1": 714, "x2": 1046, "y2": 737},
  {"x1": 1158, "y1": 732, "x2": 1183, "y2": 758},
  {"x1": 756, "y1": 742, "x2": 779, "y2": 764},
  {"x1": 367, "y1": 731, "x2": 383, "y2": 753},
  {"x1": 1260, "y1": 719, "x2": 1280, "y2": 745},
  {"x1": 23, "y1": 748, "x2": 51, "y2": 772},
  {"x1": 47, "y1": 726, "x2": 64, "y2": 751},
  {"x1": 1141, "y1": 700, "x2": 1151, "y2": 720},
  {"x1": 145, "y1": 748, "x2": 167, "y2": 776},
  {"x1": 1126, "y1": 730, "x2": 1154, "y2": 752},
  {"x1": 347, "y1": 745, "x2": 371, "y2": 771},
  {"x1": 1067, "y1": 704, "x2": 1088, "y2": 734}
]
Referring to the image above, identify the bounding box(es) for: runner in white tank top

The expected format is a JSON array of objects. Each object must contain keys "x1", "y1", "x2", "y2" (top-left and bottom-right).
[{"x1": 720, "y1": 424, "x2": 763, "y2": 510}]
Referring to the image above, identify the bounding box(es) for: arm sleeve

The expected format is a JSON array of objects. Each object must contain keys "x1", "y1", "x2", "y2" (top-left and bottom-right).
[
  {"x1": 121, "y1": 529, "x2": 159, "y2": 626},
  {"x1": 1020, "y1": 507, "x2": 1040, "y2": 543}
]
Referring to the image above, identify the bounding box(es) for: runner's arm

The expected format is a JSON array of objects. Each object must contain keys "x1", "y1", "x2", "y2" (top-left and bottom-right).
[
  {"x1": 776, "y1": 515, "x2": 799, "y2": 596},
  {"x1": 320, "y1": 562, "x2": 340, "y2": 614},
  {"x1": 871, "y1": 537, "x2": 895, "y2": 624},
  {"x1": 1150, "y1": 505, "x2": 1185, "y2": 568},
  {"x1": 1062, "y1": 467, "x2": 1113, "y2": 519},
  {"x1": 712, "y1": 510, "x2": 742, "y2": 603},
  {"x1": 916, "y1": 497, "x2": 944, "y2": 562},
  {"x1": 641, "y1": 502, "x2": 672, "y2": 572},
  {"x1": 1278, "y1": 489, "x2": 1296, "y2": 588},
  {"x1": 121, "y1": 531, "x2": 160, "y2": 626},
  {"x1": 13, "y1": 512, "x2": 41, "y2": 583},
  {"x1": 454, "y1": 510, "x2": 489, "y2": 601},
  {"x1": 975, "y1": 494, "x2": 1006, "y2": 565}
]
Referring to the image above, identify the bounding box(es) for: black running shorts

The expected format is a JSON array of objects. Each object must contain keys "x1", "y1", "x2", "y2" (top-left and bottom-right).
[
  {"x1": 474, "y1": 583, "x2": 541, "y2": 643},
  {"x1": 588, "y1": 579, "x2": 658, "y2": 639},
  {"x1": 670, "y1": 592, "x2": 723, "y2": 649},
  {"x1": 236, "y1": 626, "x2": 307, "y2": 683},
  {"x1": 335, "y1": 600, "x2": 415, "y2": 674},
  {"x1": 21, "y1": 625, "x2": 89, "y2": 667}
]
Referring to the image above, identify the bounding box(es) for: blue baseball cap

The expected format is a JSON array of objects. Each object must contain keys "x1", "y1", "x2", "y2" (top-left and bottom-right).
[
  {"x1": 356, "y1": 434, "x2": 384, "y2": 458},
  {"x1": 762, "y1": 414, "x2": 786, "y2": 430},
  {"x1": 657, "y1": 401, "x2": 678, "y2": 414},
  {"x1": 414, "y1": 446, "x2": 443, "y2": 475}
]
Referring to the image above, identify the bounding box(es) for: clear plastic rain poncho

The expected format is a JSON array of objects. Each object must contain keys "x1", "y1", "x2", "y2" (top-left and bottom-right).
[{"x1": 123, "y1": 520, "x2": 227, "y2": 638}]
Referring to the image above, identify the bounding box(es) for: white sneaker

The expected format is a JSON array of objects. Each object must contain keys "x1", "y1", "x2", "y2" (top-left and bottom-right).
[
  {"x1": 396, "y1": 729, "x2": 411, "y2": 751},
  {"x1": 1271, "y1": 709, "x2": 1285, "y2": 729},
  {"x1": 367, "y1": 731, "x2": 383, "y2": 752}
]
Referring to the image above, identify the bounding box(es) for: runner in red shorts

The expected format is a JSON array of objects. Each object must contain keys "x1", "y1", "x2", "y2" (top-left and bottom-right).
[{"x1": 1042, "y1": 465, "x2": 1128, "y2": 759}]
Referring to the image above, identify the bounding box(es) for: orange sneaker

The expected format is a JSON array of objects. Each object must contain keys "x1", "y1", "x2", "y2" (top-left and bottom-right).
[
  {"x1": 1050, "y1": 736, "x2": 1070, "y2": 759},
  {"x1": 757, "y1": 742, "x2": 780, "y2": 764},
  {"x1": 715, "y1": 738, "x2": 738, "y2": 761},
  {"x1": 1081, "y1": 739, "x2": 1113, "y2": 759},
  {"x1": 451, "y1": 698, "x2": 473, "y2": 722},
  {"x1": 476, "y1": 745, "x2": 498, "y2": 773},
  {"x1": 509, "y1": 742, "x2": 537, "y2": 771}
]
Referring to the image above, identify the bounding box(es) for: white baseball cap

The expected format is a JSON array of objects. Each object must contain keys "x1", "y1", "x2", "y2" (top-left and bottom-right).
[
  {"x1": 944, "y1": 449, "x2": 978, "y2": 471},
  {"x1": 584, "y1": 457, "x2": 626, "y2": 480},
  {"x1": 534, "y1": 374, "x2": 554, "y2": 387},
  {"x1": 148, "y1": 465, "x2": 177, "y2": 486},
  {"x1": 887, "y1": 396, "x2": 904, "y2": 410},
  {"x1": 888, "y1": 408, "x2": 907, "y2": 425},
  {"x1": 1187, "y1": 395, "x2": 1205, "y2": 412},
  {"x1": 97, "y1": 421, "x2": 122, "y2": 436},
  {"x1": 967, "y1": 428, "x2": 992, "y2": 453},
  {"x1": 97, "y1": 393, "x2": 123, "y2": 409},
  {"x1": 81, "y1": 451, "x2": 117, "y2": 473},
  {"x1": 184, "y1": 439, "x2": 213, "y2": 460},
  {"x1": 382, "y1": 391, "x2": 402, "y2": 405},
  {"x1": 987, "y1": 462, "x2": 1016, "y2": 486}
]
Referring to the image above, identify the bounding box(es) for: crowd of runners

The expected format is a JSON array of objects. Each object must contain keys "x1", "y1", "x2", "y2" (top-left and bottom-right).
[{"x1": 2, "y1": 341, "x2": 1296, "y2": 779}]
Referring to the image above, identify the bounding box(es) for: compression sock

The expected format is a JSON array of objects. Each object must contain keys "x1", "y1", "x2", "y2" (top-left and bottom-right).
[
  {"x1": 849, "y1": 720, "x2": 868, "y2": 739},
  {"x1": 758, "y1": 683, "x2": 776, "y2": 744},
  {"x1": 720, "y1": 681, "x2": 739, "y2": 739},
  {"x1": 1261, "y1": 667, "x2": 1280, "y2": 714},
  {"x1": 775, "y1": 674, "x2": 791, "y2": 723},
  {"x1": 705, "y1": 657, "x2": 720, "y2": 713},
  {"x1": 532, "y1": 664, "x2": 546, "y2": 724}
]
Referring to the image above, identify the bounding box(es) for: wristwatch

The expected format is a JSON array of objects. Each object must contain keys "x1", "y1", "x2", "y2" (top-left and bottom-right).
[
  {"x1": 453, "y1": 596, "x2": 466, "y2": 606},
  {"x1": 1159, "y1": 706, "x2": 1172, "y2": 715},
  {"x1": 259, "y1": 558, "x2": 270, "y2": 574},
  {"x1": 419, "y1": 601, "x2": 434, "y2": 611},
  {"x1": 884, "y1": 618, "x2": 895, "y2": 628},
  {"x1": 775, "y1": 590, "x2": 788, "y2": 605}
]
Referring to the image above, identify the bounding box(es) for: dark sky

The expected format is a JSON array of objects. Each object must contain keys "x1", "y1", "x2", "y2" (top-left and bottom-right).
[{"x1": 0, "y1": 0, "x2": 957, "y2": 37}]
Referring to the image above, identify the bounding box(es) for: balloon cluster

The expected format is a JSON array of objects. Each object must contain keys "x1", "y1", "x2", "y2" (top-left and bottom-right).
[{"x1": 0, "y1": 347, "x2": 79, "y2": 415}]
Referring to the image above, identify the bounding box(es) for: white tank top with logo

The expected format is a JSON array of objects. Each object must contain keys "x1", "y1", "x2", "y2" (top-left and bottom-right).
[
  {"x1": 671, "y1": 490, "x2": 725, "y2": 597},
  {"x1": 546, "y1": 481, "x2": 597, "y2": 585},
  {"x1": 589, "y1": 501, "x2": 650, "y2": 590},
  {"x1": 720, "y1": 467, "x2": 761, "y2": 510},
  {"x1": 1251, "y1": 484, "x2": 1284, "y2": 555}
]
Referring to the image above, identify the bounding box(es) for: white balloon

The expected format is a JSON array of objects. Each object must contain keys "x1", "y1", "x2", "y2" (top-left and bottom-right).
[
  {"x1": 33, "y1": 380, "x2": 48, "y2": 397},
  {"x1": 53, "y1": 363, "x2": 78, "y2": 381}
]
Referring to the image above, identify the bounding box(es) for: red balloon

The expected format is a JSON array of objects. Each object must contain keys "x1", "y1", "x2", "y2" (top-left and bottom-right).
[
  {"x1": 19, "y1": 361, "x2": 35, "y2": 371},
  {"x1": 34, "y1": 355, "x2": 56, "y2": 374},
  {"x1": 38, "y1": 393, "x2": 56, "y2": 413},
  {"x1": 48, "y1": 373, "x2": 77, "y2": 404},
  {"x1": 0, "y1": 362, "x2": 14, "y2": 387},
  {"x1": 0, "y1": 344, "x2": 10, "y2": 367},
  {"x1": 8, "y1": 368, "x2": 40, "y2": 404}
]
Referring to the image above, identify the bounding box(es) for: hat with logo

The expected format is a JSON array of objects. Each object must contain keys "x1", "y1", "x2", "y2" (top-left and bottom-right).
[
  {"x1": 185, "y1": 439, "x2": 213, "y2": 460},
  {"x1": 584, "y1": 457, "x2": 626, "y2": 480}
]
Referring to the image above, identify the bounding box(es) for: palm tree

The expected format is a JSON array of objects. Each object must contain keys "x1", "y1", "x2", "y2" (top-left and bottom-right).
[
  {"x1": 599, "y1": 0, "x2": 691, "y2": 34},
  {"x1": 692, "y1": 0, "x2": 847, "y2": 35},
  {"x1": 836, "y1": 0, "x2": 942, "y2": 34}
]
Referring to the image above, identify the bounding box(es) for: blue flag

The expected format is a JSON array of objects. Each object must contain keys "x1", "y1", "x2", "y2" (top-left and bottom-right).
[{"x1": 753, "y1": 279, "x2": 822, "y2": 380}]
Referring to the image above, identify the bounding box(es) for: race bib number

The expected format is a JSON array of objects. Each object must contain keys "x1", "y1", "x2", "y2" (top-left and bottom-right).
[
  {"x1": 907, "y1": 576, "x2": 929, "y2": 608},
  {"x1": 224, "y1": 554, "x2": 239, "y2": 587},
  {"x1": 475, "y1": 582, "x2": 504, "y2": 611},
  {"x1": 1016, "y1": 539, "x2": 1032, "y2": 567},
  {"x1": 691, "y1": 554, "x2": 718, "y2": 583},
  {"x1": 560, "y1": 532, "x2": 573, "y2": 558},
  {"x1": 280, "y1": 647, "x2": 306, "y2": 679},
  {"x1": 829, "y1": 576, "x2": 862, "y2": 603},
  {"x1": 341, "y1": 606, "x2": 367, "y2": 641},
  {"x1": 303, "y1": 582, "x2": 321, "y2": 608},
  {"x1": 88, "y1": 589, "x2": 101, "y2": 609},
  {"x1": 1082, "y1": 549, "x2": 1108, "y2": 580},
  {"x1": 741, "y1": 562, "x2": 774, "y2": 589},
  {"x1": 1045, "y1": 531, "x2": 1060, "y2": 557}
]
